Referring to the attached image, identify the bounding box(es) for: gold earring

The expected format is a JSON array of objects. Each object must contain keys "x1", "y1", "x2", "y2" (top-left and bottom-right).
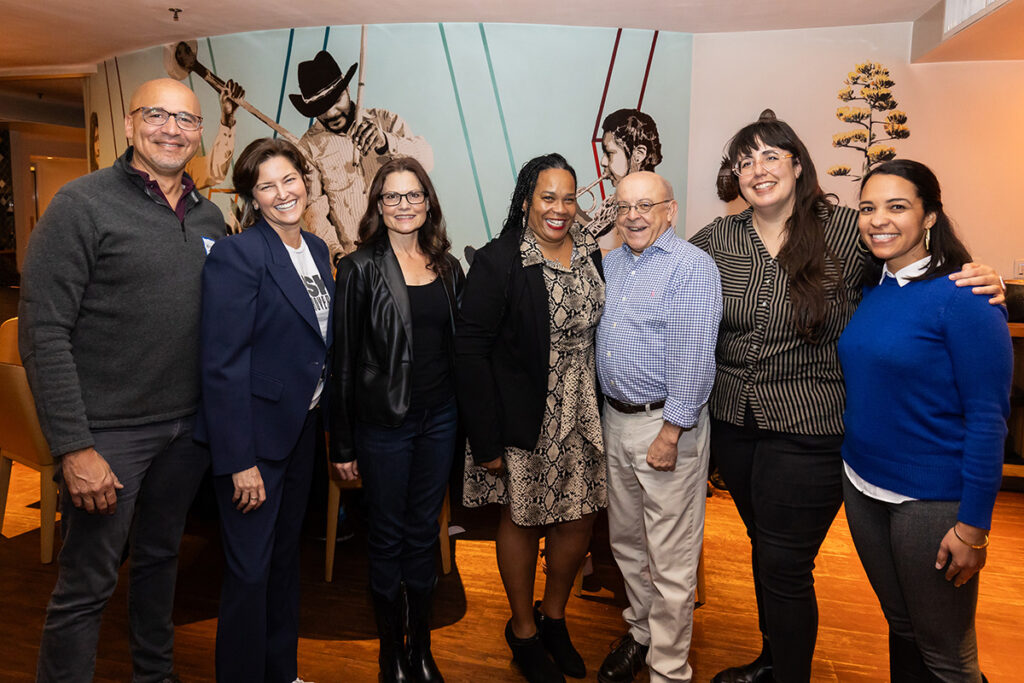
[{"x1": 925, "y1": 227, "x2": 931, "y2": 251}]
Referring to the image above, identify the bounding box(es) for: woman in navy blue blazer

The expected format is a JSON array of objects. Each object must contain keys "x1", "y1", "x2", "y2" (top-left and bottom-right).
[
  {"x1": 198, "y1": 137, "x2": 333, "y2": 683},
  {"x1": 330, "y1": 157, "x2": 463, "y2": 683}
]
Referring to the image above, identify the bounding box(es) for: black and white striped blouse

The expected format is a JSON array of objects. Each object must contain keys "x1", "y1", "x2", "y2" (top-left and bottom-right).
[{"x1": 689, "y1": 205, "x2": 865, "y2": 436}]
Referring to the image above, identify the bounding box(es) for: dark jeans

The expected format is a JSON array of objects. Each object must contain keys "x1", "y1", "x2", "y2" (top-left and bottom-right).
[
  {"x1": 356, "y1": 396, "x2": 457, "y2": 599},
  {"x1": 711, "y1": 418, "x2": 844, "y2": 683},
  {"x1": 36, "y1": 416, "x2": 209, "y2": 683},
  {"x1": 842, "y1": 475, "x2": 982, "y2": 682},
  {"x1": 213, "y1": 407, "x2": 318, "y2": 683}
]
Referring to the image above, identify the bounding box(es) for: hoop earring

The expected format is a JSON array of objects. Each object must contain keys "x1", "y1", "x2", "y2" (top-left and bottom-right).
[{"x1": 925, "y1": 227, "x2": 931, "y2": 252}]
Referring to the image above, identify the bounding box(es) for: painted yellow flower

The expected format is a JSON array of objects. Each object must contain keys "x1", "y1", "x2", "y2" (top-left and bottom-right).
[
  {"x1": 836, "y1": 106, "x2": 871, "y2": 123},
  {"x1": 827, "y1": 165, "x2": 852, "y2": 176},
  {"x1": 867, "y1": 145, "x2": 897, "y2": 164}
]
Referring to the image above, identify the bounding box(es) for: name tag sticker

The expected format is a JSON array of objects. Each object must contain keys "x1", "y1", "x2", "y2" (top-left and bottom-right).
[{"x1": 202, "y1": 237, "x2": 215, "y2": 255}]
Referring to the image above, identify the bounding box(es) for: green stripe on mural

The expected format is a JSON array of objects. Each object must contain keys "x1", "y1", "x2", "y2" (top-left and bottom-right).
[
  {"x1": 478, "y1": 24, "x2": 516, "y2": 181},
  {"x1": 438, "y1": 23, "x2": 492, "y2": 241}
]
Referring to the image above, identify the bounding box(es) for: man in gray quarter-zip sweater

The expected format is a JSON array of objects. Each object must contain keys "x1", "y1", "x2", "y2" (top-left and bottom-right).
[{"x1": 19, "y1": 78, "x2": 226, "y2": 683}]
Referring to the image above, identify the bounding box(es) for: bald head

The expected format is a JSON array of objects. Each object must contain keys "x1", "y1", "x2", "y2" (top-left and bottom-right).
[
  {"x1": 128, "y1": 78, "x2": 200, "y2": 113},
  {"x1": 125, "y1": 78, "x2": 203, "y2": 180},
  {"x1": 614, "y1": 171, "x2": 678, "y2": 255}
]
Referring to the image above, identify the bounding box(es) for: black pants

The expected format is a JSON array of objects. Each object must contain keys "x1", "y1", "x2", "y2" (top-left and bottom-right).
[{"x1": 711, "y1": 417, "x2": 844, "y2": 683}]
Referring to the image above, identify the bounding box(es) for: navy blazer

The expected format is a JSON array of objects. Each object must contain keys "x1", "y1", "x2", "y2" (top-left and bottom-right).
[{"x1": 196, "y1": 220, "x2": 334, "y2": 476}]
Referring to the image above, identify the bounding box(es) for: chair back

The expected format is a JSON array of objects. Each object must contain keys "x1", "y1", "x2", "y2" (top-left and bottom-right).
[
  {"x1": 0, "y1": 317, "x2": 19, "y2": 364},
  {"x1": 0, "y1": 318, "x2": 53, "y2": 466}
]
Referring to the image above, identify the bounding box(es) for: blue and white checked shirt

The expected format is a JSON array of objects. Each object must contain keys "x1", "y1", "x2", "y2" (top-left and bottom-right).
[{"x1": 596, "y1": 228, "x2": 722, "y2": 428}]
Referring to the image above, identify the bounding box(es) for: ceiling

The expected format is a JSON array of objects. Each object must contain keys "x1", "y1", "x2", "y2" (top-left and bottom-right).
[{"x1": 2, "y1": 0, "x2": 941, "y2": 75}]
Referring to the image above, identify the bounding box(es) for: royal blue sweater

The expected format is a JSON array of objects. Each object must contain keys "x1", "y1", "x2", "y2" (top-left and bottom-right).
[{"x1": 838, "y1": 274, "x2": 1012, "y2": 529}]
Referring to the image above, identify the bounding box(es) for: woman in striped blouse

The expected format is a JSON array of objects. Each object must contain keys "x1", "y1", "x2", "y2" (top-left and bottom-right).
[{"x1": 689, "y1": 110, "x2": 1003, "y2": 683}]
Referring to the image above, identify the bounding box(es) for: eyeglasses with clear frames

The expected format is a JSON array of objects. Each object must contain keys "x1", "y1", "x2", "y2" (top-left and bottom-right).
[
  {"x1": 129, "y1": 107, "x2": 203, "y2": 131},
  {"x1": 614, "y1": 199, "x2": 672, "y2": 216},
  {"x1": 380, "y1": 190, "x2": 427, "y2": 206},
  {"x1": 732, "y1": 151, "x2": 794, "y2": 177}
]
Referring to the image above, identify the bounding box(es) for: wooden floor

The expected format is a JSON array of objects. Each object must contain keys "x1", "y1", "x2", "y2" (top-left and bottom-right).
[{"x1": 2, "y1": 462, "x2": 1022, "y2": 682}]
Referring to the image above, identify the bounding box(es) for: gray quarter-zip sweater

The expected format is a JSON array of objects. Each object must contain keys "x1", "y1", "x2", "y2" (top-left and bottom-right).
[{"x1": 18, "y1": 147, "x2": 226, "y2": 457}]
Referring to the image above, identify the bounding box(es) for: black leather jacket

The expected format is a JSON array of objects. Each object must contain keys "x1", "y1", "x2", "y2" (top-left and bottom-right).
[{"x1": 329, "y1": 236, "x2": 464, "y2": 462}]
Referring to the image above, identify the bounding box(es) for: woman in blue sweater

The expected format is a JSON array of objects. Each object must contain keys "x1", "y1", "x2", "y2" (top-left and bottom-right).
[{"x1": 839, "y1": 159, "x2": 1012, "y2": 682}]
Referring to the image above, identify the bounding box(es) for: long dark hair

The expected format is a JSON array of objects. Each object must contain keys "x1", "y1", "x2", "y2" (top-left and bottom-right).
[
  {"x1": 859, "y1": 159, "x2": 971, "y2": 285},
  {"x1": 726, "y1": 110, "x2": 841, "y2": 343},
  {"x1": 357, "y1": 157, "x2": 452, "y2": 276},
  {"x1": 501, "y1": 153, "x2": 577, "y2": 236},
  {"x1": 232, "y1": 137, "x2": 310, "y2": 230}
]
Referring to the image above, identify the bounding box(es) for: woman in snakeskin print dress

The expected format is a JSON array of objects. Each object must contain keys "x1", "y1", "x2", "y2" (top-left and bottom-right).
[{"x1": 457, "y1": 154, "x2": 606, "y2": 683}]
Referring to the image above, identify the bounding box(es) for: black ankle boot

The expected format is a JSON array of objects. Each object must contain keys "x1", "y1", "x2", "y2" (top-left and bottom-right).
[
  {"x1": 711, "y1": 637, "x2": 773, "y2": 683},
  {"x1": 533, "y1": 601, "x2": 585, "y2": 678},
  {"x1": 505, "y1": 619, "x2": 565, "y2": 683},
  {"x1": 406, "y1": 584, "x2": 444, "y2": 683},
  {"x1": 372, "y1": 592, "x2": 413, "y2": 683}
]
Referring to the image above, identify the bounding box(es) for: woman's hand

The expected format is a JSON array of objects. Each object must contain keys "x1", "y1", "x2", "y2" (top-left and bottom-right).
[
  {"x1": 231, "y1": 465, "x2": 266, "y2": 513},
  {"x1": 935, "y1": 522, "x2": 988, "y2": 587},
  {"x1": 481, "y1": 456, "x2": 505, "y2": 475},
  {"x1": 949, "y1": 262, "x2": 1005, "y2": 305},
  {"x1": 333, "y1": 461, "x2": 360, "y2": 481}
]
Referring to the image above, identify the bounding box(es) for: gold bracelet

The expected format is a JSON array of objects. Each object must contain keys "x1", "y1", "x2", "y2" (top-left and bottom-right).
[{"x1": 953, "y1": 525, "x2": 990, "y2": 549}]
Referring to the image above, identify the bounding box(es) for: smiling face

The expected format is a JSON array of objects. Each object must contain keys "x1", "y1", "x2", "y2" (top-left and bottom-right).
[
  {"x1": 125, "y1": 78, "x2": 202, "y2": 179},
  {"x1": 736, "y1": 139, "x2": 801, "y2": 217},
  {"x1": 252, "y1": 155, "x2": 308, "y2": 232},
  {"x1": 524, "y1": 168, "x2": 576, "y2": 248},
  {"x1": 379, "y1": 170, "x2": 428, "y2": 236},
  {"x1": 614, "y1": 171, "x2": 677, "y2": 256},
  {"x1": 858, "y1": 173, "x2": 936, "y2": 273}
]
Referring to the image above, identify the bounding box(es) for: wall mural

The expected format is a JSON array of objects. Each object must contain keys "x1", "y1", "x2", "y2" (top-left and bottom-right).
[
  {"x1": 84, "y1": 23, "x2": 693, "y2": 260},
  {"x1": 826, "y1": 61, "x2": 911, "y2": 181}
]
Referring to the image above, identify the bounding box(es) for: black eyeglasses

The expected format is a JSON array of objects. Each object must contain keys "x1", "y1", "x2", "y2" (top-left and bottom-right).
[
  {"x1": 129, "y1": 107, "x2": 203, "y2": 131},
  {"x1": 380, "y1": 190, "x2": 427, "y2": 206},
  {"x1": 614, "y1": 199, "x2": 672, "y2": 215}
]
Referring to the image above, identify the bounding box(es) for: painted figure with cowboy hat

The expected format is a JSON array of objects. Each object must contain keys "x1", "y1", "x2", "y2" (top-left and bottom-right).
[{"x1": 291, "y1": 50, "x2": 434, "y2": 263}]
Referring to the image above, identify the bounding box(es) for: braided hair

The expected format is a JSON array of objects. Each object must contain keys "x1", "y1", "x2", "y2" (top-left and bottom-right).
[{"x1": 500, "y1": 153, "x2": 577, "y2": 236}]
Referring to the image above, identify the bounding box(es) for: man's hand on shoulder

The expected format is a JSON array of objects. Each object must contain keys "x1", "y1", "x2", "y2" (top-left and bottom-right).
[
  {"x1": 646, "y1": 422, "x2": 682, "y2": 472},
  {"x1": 61, "y1": 447, "x2": 123, "y2": 515}
]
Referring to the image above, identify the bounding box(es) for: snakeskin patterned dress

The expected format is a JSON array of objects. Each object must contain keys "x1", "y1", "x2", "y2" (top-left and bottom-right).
[{"x1": 463, "y1": 225, "x2": 606, "y2": 526}]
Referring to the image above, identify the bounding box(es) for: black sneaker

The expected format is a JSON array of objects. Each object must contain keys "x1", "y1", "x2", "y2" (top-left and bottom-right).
[
  {"x1": 533, "y1": 601, "x2": 585, "y2": 678},
  {"x1": 597, "y1": 633, "x2": 648, "y2": 683}
]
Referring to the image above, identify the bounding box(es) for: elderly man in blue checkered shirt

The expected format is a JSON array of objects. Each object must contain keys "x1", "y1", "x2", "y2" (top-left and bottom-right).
[{"x1": 595, "y1": 171, "x2": 722, "y2": 683}]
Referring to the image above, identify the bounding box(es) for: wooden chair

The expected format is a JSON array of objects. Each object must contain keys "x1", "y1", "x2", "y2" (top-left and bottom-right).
[
  {"x1": 324, "y1": 461, "x2": 452, "y2": 582},
  {"x1": 0, "y1": 317, "x2": 59, "y2": 563}
]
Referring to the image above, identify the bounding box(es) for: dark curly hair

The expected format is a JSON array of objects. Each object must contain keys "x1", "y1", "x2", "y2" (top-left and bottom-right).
[
  {"x1": 602, "y1": 108, "x2": 663, "y2": 171},
  {"x1": 500, "y1": 153, "x2": 577, "y2": 236},
  {"x1": 357, "y1": 156, "x2": 452, "y2": 277}
]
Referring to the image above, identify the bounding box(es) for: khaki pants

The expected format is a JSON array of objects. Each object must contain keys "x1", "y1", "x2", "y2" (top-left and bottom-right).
[{"x1": 604, "y1": 404, "x2": 709, "y2": 683}]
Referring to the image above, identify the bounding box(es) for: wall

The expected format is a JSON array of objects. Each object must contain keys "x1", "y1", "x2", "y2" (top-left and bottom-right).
[
  {"x1": 83, "y1": 23, "x2": 693, "y2": 261},
  {"x1": 6, "y1": 123, "x2": 86, "y2": 270},
  {"x1": 686, "y1": 22, "x2": 1024, "y2": 277}
]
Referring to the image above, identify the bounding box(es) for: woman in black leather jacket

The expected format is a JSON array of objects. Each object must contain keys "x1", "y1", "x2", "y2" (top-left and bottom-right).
[{"x1": 330, "y1": 157, "x2": 463, "y2": 683}]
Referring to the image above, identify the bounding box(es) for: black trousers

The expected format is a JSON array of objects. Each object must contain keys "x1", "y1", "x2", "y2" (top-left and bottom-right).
[{"x1": 711, "y1": 417, "x2": 844, "y2": 683}]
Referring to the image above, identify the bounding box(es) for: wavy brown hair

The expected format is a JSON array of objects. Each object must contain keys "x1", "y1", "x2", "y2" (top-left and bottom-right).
[
  {"x1": 232, "y1": 137, "x2": 310, "y2": 230},
  {"x1": 726, "y1": 110, "x2": 841, "y2": 342},
  {"x1": 357, "y1": 157, "x2": 452, "y2": 276}
]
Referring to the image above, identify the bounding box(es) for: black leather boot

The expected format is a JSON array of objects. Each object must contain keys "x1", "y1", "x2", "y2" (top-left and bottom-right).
[
  {"x1": 711, "y1": 636, "x2": 773, "y2": 683},
  {"x1": 372, "y1": 592, "x2": 413, "y2": 683},
  {"x1": 533, "y1": 601, "x2": 585, "y2": 678},
  {"x1": 406, "y1": 584, "x2": 444, "y2": 683}
]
